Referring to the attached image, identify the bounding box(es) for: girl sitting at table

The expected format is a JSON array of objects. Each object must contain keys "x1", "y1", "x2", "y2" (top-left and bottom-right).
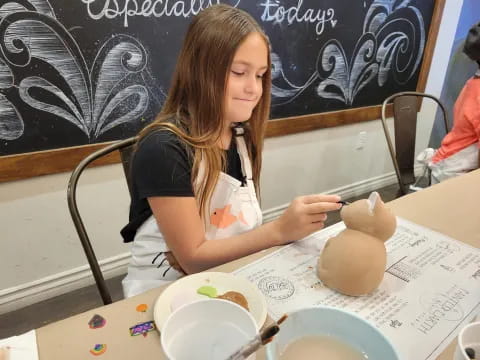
[{"x1": 120, "y1": 4, "x2": 342, "y2": 298}]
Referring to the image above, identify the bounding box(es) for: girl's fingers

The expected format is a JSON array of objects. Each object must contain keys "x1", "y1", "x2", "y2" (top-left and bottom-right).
[
  {"x1": 308, "y1": 221, "x2": 325, "y2": 232},
  {"x1": 302, "y1": 194, "x2": 341, "y2": 205},
  {"x1": 305, "y1": 201, "x2": 342, "y2": 214},
  {"x1": 309, "y1": 213, "x2": 327, "y2": 223}
]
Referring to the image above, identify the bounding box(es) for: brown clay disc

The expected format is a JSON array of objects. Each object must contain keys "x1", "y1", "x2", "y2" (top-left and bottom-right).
[{"x1": 217, "y1": 291, "x2": 249, "y2": 311}]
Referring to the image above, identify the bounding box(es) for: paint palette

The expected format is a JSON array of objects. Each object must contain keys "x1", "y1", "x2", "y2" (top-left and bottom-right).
[{"x1": 153, "y1": 272, "x2": 267, "y2": 330}]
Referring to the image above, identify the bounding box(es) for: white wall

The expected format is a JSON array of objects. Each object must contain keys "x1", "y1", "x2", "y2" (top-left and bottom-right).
[{"x1": 0, "y1": 0, "x2": 463, "y2": 314}]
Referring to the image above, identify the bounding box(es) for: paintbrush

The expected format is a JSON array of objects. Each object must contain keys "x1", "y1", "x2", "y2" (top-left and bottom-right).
[{"x1": 225, "y1": 314, "x2": 288, "y2": 360}]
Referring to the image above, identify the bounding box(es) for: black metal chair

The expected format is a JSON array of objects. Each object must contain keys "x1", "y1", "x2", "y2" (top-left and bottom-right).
[
  {"x1": 381, "y1": 92, "x2": 450, "y2": 195},
  {"x1": 67, "y1": 136, "x2": 137, "y2": 305}
]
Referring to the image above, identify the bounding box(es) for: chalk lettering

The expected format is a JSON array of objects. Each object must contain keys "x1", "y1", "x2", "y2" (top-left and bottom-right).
[
  {"x1": 81, "y1": 0, "x2": 241, "y2": 27},
  {"x1": 260, "y1": 0, "x2": 336, "y2": 35}
]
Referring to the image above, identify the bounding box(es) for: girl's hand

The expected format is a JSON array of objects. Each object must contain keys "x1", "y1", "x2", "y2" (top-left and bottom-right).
[{"x1": 272, "y1": 194, "x2": 342, "y2": 245}]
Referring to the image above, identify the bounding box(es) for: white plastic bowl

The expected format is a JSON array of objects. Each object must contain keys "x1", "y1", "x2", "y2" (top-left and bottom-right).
[
  {"x1": 454, "y1": 321, "x2": 480, "y2": 360},
  {"x1": 161, "y1": 298, "x2": 258, "y2": 360}
]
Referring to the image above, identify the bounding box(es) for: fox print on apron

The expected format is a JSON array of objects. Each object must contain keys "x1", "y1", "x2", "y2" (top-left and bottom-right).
[{"x1": 122, "y1": 128, "x2": 263, "y2": 298}]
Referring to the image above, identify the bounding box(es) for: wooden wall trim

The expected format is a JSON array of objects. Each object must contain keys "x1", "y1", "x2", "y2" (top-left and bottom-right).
[
  {"x1": 0, "y1": 0, "x2": 446, "y2": 183},
  {"x1": 0, "y1": 104, "x2": 394, "y2": 183},
  {"x1": 0, "y1": 143, "x2": 120, "y2": 183},
  {"x1": 266, "y1": 104, "x2": 392, "y2": 137}
]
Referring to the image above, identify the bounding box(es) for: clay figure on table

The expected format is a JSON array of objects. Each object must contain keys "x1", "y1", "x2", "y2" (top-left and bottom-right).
[{"x1": 317, "y1": 192, "x2": 397, "y2": 296}]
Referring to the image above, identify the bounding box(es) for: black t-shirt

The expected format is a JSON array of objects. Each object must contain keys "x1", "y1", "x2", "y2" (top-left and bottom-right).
[{"x1": 120, "y1": 130, "x2": 245, "y2": 243}]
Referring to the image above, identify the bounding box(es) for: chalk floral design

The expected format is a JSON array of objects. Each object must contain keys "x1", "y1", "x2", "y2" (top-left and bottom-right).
[
  {"x1": 272, "y1": 0, "x2": 427, "y2": 106},
  {"x1": 0, "y1": 0, "x2": 152, "y2": 141}
]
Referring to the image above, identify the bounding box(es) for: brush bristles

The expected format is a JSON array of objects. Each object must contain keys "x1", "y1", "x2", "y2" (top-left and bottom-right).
[{"x1": 260, "y1": 325, "x2": 280, "y2": 344}]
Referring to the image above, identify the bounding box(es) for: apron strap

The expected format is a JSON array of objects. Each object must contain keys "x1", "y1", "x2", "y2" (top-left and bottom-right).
[
  {"x1": 233, "y1": 126, "x2": 253, "y2": 181},
  {"x1": 195, "y1": 126, "x2": 254, "y2": 192}
]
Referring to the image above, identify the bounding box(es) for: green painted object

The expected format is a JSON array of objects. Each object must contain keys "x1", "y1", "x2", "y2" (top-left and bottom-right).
[{"x1": 197, "y1": 285, "x2": 218, "y2": 298}]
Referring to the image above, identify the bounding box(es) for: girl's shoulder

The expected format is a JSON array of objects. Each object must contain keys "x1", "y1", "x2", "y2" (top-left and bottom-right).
[
  {"x1": 133, "y1": 126, "x2": 192, "y2": 169},
  {"x1": 139, "y1": 128, "x2": 183, "y2": 149},
  {"x1": 137, "y1": 126, "x2": 192, "y2": 157}
]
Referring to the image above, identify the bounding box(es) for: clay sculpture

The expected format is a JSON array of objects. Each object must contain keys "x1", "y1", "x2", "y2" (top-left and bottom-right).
[{"x1": 317, "y1": 192, "x2": 397, "y2": 296}]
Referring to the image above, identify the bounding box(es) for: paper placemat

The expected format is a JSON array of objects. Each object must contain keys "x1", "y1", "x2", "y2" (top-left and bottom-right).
[
  {"x1": 0, "y1": 330, "x2": 38, "y2": 360},
  {"x1": 234, "y1": 217, "x2": 480, "y2": 360}
]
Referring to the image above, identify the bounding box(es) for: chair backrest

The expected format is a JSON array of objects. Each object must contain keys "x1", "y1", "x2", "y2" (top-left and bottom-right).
[
  {"x1": 67, "y1": 136, "x2": 138, "y2": 305},
  {"x1": 381, "y1": 92, "x2": 450, "y2": 195},
  {"x1": 119, "y1": 141, "x2": 136, "y2": 198}
]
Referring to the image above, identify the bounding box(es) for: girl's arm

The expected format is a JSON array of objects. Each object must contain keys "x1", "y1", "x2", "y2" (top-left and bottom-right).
[{"x1": 148, "y1": 194, "x2": 341, "y2": 274}]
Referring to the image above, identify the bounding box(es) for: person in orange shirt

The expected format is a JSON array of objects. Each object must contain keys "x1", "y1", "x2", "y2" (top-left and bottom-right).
[{"x1": 428, "y1": 22, "x2": 480, "y2": 183}]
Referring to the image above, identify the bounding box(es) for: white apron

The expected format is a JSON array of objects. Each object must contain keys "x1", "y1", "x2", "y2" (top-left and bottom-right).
[{"x1": 122, "y1": 130, "x2": 263, "y2": 298}]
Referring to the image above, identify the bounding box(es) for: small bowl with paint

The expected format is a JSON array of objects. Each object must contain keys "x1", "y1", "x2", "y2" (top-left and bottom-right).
[
  {"x1": 160, "y1": 298, "x2": 258, "y2": 360},
  {"x1": 154, "y1": 272, "x2": 267, "y2": 330},
  {"x1": 265, "y1": 306, "x2": 400, "y2": 360}
]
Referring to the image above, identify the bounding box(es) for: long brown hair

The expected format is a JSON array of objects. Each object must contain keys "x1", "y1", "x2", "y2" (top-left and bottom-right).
[{"x1": 139, "y1": 4, "x2": 271, "y2": 219}]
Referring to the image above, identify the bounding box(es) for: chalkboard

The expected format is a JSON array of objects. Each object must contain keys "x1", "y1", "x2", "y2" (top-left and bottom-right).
[{"x1": 0, "y1": 0, "x2": 444, "y2": 181}]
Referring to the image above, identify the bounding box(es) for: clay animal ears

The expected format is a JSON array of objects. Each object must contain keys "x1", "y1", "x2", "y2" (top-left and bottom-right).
[
  {"x1": 341, "y1": 192, "x2": 397, "y2": 241},
  {"x1": 367, "y1": 191, "x2": 380, "y2": 212}
]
